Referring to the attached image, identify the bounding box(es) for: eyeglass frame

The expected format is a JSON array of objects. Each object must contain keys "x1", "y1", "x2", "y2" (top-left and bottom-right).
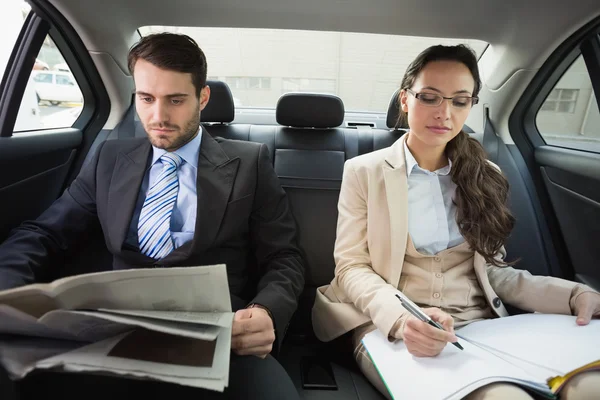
[{"x1": 404, "y1": 88, "x2": 479, "y2": 108}]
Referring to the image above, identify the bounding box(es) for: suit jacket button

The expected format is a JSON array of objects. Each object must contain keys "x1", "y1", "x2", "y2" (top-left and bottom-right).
[{"x1": 492, "y1": 297, "x2": 502, "y2": 308}]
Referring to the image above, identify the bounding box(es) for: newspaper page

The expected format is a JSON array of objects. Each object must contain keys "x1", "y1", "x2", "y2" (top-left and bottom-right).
[
  {"x1": 0, "y1": 304, "x2": 82, "y2": 342},
  {"x1": 0, "y1": 264, "x2": 232, "y2": 317},
  {"x1": 0, "y1": 337, "x2": 84, "y2": 379},
  {"x1": 0, "y1": 264, "x2": 234, "y2": 391},
  {"x1": 55, "y1": 310, "x2": 222, "y2": 341},
  {"x1": 34, "y1": 324, "x2": 232, "y2": 391},
  {"x1": 95, "y1": 309, "x2": 233, "y2": 327}
]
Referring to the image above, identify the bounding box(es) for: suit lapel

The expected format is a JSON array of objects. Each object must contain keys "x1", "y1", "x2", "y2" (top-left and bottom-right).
[
  {"x1": 192, "y1": 131, "x2": 240, "y2": 253},
  {"x1": 162, "y1": 130, "x2": 240, "y2": 263},
  {"x1": 107, "y1": 140, "x2": 151, "y2": 253},
  {"x1": 383, "y1": 134, "x2": 409, "y2": 287}
]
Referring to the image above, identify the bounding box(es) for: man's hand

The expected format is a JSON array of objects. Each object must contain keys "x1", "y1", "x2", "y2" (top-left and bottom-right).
[
  {"x1": 231, "y1": 306, "x2": 275, "y2": 358},
  {"x1": 573, "y1": 292, "x2": 600, "y2": 326},
  {"x1": 403, "y1": 307, "x2": 457, "y2": 357}
]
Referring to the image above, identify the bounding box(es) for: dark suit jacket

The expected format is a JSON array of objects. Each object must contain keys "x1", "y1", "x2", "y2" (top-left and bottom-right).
[{"x1": 0, "y1": 130, "x2": 305, "y2": 351}]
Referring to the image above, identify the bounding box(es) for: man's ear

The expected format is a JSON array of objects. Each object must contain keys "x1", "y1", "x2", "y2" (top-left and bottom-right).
[{"x1": 199, "y1": 85, "x2": 211, "y2": 111}]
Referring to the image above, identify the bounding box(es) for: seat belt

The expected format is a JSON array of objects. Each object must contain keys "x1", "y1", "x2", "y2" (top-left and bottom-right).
[
  {"x1": 108, "y1": 100, "x2": 136, "y2": 140},
  {"x1": 356, "y1": 125, "x2": 373, "y2": 157},
  {"x1": 81, "y1": 100, "x2": 136, "y2": 169},
  {"x1": 482, "y1": 106, "x2": 499, "y2": 164}
]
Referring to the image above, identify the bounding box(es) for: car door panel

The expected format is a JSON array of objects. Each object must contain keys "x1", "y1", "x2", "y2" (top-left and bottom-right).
[
  {"x1": 0, "y1": 129, "x2": 82, "y2": 242},
  {"x1": 509, "y1": 19, "x2": 600, "y2": 290},
  {"x1": 535, "y1": 146, "x2": 600, "y2": 289},
  {"x1": 0, "y1": 0, "x2": 110, "y2": 244}
]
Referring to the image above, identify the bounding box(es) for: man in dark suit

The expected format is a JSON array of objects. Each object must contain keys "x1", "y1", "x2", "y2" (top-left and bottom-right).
[{"x1": 0, "y1": 33, "x2": 304, "y2": 399}]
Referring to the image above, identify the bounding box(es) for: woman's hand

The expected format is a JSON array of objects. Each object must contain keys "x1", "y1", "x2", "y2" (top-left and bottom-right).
[
  {"x1": 573, "y1": 292, "x2": 600, "y2": 326},
  {"x1": 403, "y1": 307, "x2": 458, "y2": 357}
]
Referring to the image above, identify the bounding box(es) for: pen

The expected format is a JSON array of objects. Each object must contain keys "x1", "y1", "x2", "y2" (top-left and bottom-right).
[{"x1": 395, "y1": 293, "x2": 464, "y2": 350}]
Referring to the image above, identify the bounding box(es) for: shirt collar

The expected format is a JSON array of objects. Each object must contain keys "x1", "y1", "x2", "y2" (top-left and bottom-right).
[
  {"x1": 151, "y1": 127, "x2": 202, "y2": 169},
  {"x1": 403, "y1": 140, "x2": 452, "y2": 177}
]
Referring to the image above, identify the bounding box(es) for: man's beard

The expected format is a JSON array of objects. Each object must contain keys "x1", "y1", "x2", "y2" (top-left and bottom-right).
[{"x1": 145, "y1": 112, "x2": 201, "y2": 151}]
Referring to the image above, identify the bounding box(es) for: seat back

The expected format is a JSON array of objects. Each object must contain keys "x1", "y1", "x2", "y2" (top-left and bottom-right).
[{"x1": 66, "y1": 81, "x2": 556, "y2": 338}]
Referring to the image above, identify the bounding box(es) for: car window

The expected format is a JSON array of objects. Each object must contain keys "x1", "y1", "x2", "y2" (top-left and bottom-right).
[
  {"x1": 1, "y1": 1, "x2": 84, "y2": 133},
  {"x1": 13, "y1": 33, "x2": 84, "y2": 133},
  {"x1": 536, "y1": 54, "x2": 600, "y2": 153},
  {"x1": 139, "y1": 26, "x2": 488, "y2": 113}
]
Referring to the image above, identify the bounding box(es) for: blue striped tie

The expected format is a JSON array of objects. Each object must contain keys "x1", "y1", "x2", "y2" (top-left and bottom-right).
[{"x1": 138, "y1": 152, "x2": 183, "y2": 259}]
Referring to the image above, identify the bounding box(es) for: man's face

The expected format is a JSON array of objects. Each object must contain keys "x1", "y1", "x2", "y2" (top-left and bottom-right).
[{"x1": 133, "y1": 59, "x2": 210, "y2": 151}]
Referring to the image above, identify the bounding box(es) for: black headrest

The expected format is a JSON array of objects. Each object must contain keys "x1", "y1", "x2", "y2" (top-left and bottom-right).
[
  {"x1": 386, "y1": 88, "x2": 408, "y2": 129},
  {"x1": 202, "y1": 80, "x2": 234, "y2": 123},
  {"x1": 276, "y1": 93, "x2": 344, "y2": 128}
]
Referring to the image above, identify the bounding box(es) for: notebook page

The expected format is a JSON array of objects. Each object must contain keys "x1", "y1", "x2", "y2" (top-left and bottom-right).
[
  {"x1": 460, "y1": 336, "x2": 563, "y2": 377},
  {"x1": 362, "y1": 329, "x2": 550, "y2": 400},
  {"x1": 456, "y1": 314, "x2": 600, "y2": 376}
]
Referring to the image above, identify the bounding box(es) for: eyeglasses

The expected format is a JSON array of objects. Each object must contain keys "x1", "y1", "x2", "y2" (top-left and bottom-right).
[{"x1": 405, "y1": 89, "x2": 478, "y2": 109}]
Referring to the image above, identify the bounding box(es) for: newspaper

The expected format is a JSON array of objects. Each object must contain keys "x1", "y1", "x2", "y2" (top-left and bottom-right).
[{"x1": 0, "y1": 264, "x2": 234, "y2": 392}]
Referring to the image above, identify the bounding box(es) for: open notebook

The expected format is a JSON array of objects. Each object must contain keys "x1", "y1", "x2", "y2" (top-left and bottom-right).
[{"x1": 362, "y1": 314, "x2": 600, "y2": 400}]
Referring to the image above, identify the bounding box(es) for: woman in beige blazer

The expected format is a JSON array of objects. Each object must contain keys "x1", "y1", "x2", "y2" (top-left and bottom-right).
[{"x1": 311, "y1": 44, "x2": 600, "y2": 399}]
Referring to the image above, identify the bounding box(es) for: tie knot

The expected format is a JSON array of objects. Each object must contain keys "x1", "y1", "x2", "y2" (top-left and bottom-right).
[{"x1": 160, "y1": 152, "x2": 183, "y2": 169}]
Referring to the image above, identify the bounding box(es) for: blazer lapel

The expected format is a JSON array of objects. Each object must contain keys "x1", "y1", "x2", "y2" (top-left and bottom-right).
[
  {"x1": 383, "y1": 134, "x2": 409, "y2": 287},
  {"x1": 163, "y1": 130, "x2": 240, "y2": 263},
  {"x1": 107, "y1": 140, "x2": 151, "y2": 253},
  {"x1": 193, "y1": 131, "x2": 240, "y2": 252}
]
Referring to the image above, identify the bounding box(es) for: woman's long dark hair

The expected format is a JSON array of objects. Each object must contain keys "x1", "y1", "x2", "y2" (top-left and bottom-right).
[{"x1": 399, "y1": 44, "x2": 516, "y2": 267}]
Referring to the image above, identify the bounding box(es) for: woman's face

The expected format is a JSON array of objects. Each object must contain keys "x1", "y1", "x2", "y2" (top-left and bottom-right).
[{"x1": 400, "y1": 60, "x2": 476, "y2": 151}]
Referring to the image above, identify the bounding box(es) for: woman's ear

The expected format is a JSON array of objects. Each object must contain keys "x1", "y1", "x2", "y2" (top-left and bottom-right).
[{"x1": 399, "y1": 89, "x2": 409, "y2": 113}]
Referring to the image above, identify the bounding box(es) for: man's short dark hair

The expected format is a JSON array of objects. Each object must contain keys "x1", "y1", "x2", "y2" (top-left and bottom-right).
[{"x1": 128, "y1": 32, "x2": 207, "y2": 98}]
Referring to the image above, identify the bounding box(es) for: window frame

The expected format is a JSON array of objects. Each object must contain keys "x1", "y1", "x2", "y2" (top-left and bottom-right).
[
  {"x1": 0, "y1": 0, "x2": 112, "y2": 187},
  {"x1": 0, "y1": 11, "x2": 49, "y2": 137},
  {"x1": 516, "y1": 29, "x2": 600, "y2": 152}
]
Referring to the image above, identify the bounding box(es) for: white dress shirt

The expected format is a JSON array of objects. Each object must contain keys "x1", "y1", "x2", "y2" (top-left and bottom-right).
[
  {"x1": 404, "y1": 141, "x2": 465, "y2": 255},
  {"x1": 126, "y1": 129, "x2": 201, "y2": 249}
]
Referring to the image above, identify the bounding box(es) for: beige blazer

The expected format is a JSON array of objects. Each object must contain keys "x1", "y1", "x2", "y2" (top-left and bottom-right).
[{"x1": 312, "y1": 134, "x2": 578, "y2": 342}]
